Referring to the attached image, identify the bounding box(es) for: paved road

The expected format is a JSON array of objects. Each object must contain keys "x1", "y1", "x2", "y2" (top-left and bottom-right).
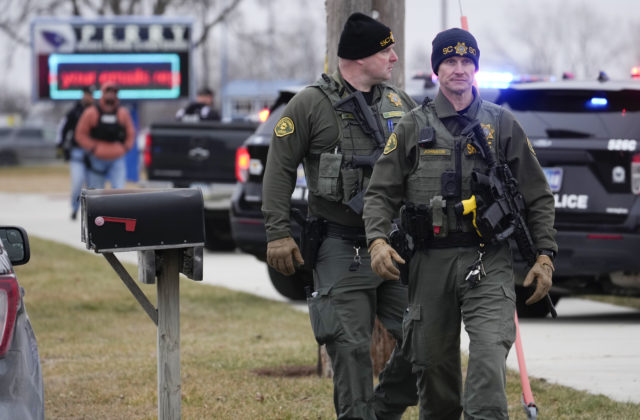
[{"x1": 3, "y1": 192, "x2": 639, "y2": 404}]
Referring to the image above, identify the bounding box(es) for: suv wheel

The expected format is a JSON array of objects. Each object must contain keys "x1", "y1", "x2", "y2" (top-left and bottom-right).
[
  {"x1": 515, "y1": 285, "x2": 561, "y2": 318},
  {"x1": 267, "y1": 266, "x2": 308, "y2": 301}
]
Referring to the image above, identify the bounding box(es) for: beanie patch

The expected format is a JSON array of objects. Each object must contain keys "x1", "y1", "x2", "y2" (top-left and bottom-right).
[
  {"x1": 430, "y1": 28, "x2": 480, "y2": 75},
  {"x1": 446, "y1": 41, "x2": 478, "y2": 57},
  {"x1": 338, "y1": 12, "x2": 395, "y2": 60}
]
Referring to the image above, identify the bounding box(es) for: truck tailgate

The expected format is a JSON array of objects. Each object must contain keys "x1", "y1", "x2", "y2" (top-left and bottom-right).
[{"x1": 146, "y1": 121, "x2": 257, "y2": 184}]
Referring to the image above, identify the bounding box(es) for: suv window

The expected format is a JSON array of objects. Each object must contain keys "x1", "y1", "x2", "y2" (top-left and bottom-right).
[{"x1": 496, "y1": 88, "x2": 640, "y2": 139}]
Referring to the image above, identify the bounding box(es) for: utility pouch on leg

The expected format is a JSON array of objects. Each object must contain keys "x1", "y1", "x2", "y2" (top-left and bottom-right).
[
  {"x1": 307, "y1": 288, "x2": 341, "y2": 345},
  {"x1": 401, "y1": 304, "x2": 428, "y2": 366}
]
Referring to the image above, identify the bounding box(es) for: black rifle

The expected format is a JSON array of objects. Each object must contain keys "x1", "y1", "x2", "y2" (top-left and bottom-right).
[
  {"x1": 333, "y1": 90, "x2": 387, "y2": 214},
  {"x1": 460, "y1": 119, "x2": 557, "y2": 318},
  {"x1": 388, "y1": 221, "x2": 414, "y2": 285}
]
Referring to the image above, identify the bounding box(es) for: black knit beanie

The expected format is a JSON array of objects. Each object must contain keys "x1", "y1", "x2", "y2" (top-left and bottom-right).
[
  {"x1": 431, "y1": 28, "x2": 480, "y2": 75},
  {"x1": 338, "y1": 12, "x2": 395, "y2": 60}
]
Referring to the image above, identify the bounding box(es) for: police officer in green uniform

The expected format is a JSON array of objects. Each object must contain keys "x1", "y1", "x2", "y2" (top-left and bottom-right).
[
  {"x1": 262, "y1": 12, "x2": 418, "y2": 420},
  {"x1": 363, "y1": 28, "x2": 557, "y2": 419}
]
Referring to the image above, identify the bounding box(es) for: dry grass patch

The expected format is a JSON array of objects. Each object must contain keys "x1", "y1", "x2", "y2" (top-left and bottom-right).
[{"x1": 13, "y1": 236, "x2": 640, "y2": 419}]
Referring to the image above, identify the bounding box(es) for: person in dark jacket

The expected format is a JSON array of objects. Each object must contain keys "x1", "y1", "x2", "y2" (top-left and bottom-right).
[
  {"x1": 176, "y1": 87, "x2": 221, "y2": 122},
  {"x1": 55, "y1": 85, "x2": 95, "y2": 219}
]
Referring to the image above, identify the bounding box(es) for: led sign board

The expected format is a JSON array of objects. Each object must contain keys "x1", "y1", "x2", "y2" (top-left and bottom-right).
[{"x1": 31, "y1": 17, "x2": 193, "y2": 101}]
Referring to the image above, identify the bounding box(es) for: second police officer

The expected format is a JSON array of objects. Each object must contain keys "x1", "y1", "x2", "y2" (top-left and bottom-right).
[
  {"x1": 363, "y1": 28, "x2": 558, "y2": 419},
  {"x1": 262, "y1": 12, "x2": 418, "y2": 420}
]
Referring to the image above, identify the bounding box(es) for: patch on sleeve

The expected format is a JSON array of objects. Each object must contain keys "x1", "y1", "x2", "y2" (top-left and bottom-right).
[
  {"x1": 527, "y1": 137, "x2": 536, "y2": 156},
  {"x1": 274, "y1": 117, "x2": 295, "y2": 137},
  {"x1": 383, "y1": 133, "x2": 398, "y2": 154}
]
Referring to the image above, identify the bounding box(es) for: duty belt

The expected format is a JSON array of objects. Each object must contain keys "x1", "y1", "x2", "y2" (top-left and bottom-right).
[
  {"x1": 325, "y1": 222, "x2": 367, "y2": 246},
  {"x1": 417, "y1": 231, "x2": 480, "y2": 249}
]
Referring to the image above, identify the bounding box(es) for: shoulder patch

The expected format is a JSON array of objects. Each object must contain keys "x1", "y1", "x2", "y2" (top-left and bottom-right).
[
  {"x1": 527, "y1": 137, "x2": 536, "y2": 156},
  {"x1": 274, "y1": 117, "x2": 295, "y2": 137},
  {"x1": 383, "y1": 133, "x2": 398, "y2": 154}
]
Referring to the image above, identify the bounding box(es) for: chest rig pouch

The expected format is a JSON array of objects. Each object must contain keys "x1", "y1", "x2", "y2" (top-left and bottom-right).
[{"x1": 307, "y1": 74, "x2": 407, "y2": 214}]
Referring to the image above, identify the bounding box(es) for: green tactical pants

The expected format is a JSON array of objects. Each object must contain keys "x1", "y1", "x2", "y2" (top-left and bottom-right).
[
  {"x1": 310, "y1": 236, "x2": 418, "y2": 420},
  {"x1": 402, "y1": 243, "x2": 516, "y2": 420}
]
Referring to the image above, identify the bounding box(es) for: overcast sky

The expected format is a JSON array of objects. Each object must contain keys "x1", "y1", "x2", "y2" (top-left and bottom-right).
[
  {"x1": 2, "y1": 0, "x2": 639, "y2": 97},
  {"x1": 405, "y1": 0, "x2": 640, "y2": 79}
]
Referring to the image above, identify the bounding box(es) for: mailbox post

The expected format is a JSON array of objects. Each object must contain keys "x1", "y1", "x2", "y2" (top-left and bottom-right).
[{"x1": 81, "y1": 188, "x2": 205, "y2": 419}]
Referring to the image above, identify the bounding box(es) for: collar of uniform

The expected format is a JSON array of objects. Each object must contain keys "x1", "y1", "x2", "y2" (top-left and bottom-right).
[
  {"x1": 335, "y1": 69, "x2": 383, "y2": 104},
  {"x1": 434, "y1": 86, "x2": 481, "y2": 119}
]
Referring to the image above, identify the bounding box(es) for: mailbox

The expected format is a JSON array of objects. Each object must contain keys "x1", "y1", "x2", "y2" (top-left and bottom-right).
[{"x1": 81, "y1": 188, "x2": 205, "y2": 252}]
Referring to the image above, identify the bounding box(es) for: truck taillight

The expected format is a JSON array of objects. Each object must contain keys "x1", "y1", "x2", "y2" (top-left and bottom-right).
[
  {"x1": 143, "y1": 132, "x2": 152, "y2": 168},
  {"x1": 258, "y1": 108, "x2": 270, "y2": 123},
  {"x1": 236, "y1": 146, "x2": 250, "y2": 183},
  {"x1": 632, "y1": 154, "x2": 640, "y2": 195},
  {"x1": 0, "y1": 275, "x2": 19, "y2": 357}
]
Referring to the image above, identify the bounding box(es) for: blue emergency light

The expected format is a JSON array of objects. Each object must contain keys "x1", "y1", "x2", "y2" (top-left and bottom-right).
[{"x1": 588, "y1": 97, "x2": 608, "y2": 108}]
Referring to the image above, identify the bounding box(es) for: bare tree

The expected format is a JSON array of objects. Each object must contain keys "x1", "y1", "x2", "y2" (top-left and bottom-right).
[
  {"x1": 225, "y1": 0, "x2": 324, "y2": 83},
  {"x1": 483, "y1": 1, "x2": 624, "y2": 79},
  {"x1": 0, "y1": 0, "x2": 246, "y2": 115}
]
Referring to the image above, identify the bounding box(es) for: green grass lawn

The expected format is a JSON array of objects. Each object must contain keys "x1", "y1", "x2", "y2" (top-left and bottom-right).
[{"x1": 14, "y1": 237, "x2": 640, "y2": 419}]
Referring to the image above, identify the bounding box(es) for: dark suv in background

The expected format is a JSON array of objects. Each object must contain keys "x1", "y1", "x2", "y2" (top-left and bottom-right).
[
  {"x1": 230, "y1": 88, "x2": 310, "y2": 299},
  {"x1": 230, "y1": 75, "x2": 640, "y2": 317}
]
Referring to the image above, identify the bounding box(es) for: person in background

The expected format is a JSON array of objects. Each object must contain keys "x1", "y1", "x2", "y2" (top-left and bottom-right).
[
  {"x1": 75, "y1": 81, "x2": 135, "y2": 190},
  {"x1": 176, "y1": 87, "x2": 221, "y2": 122},
  {"x1": 56, "y1": 85, "x2": 95, "y2": 220},
  {"x1": 261, "y1": 12, "x2": 418, "y2": 420},
  {"x1": 363, "y1": 28, "x2": 557, "y2": 419}
]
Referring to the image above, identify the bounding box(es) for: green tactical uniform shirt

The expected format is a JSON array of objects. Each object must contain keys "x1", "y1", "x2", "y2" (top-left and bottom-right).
[
  {"x1": 262, "y1": 71, "x2": 417, "y2": 243},
  {"x1": 364, "y1": 87, "x2": 558, "y2": 253}
]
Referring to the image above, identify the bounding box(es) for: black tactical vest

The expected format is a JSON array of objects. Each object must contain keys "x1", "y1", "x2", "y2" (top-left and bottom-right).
[
  {"x1": 90, "y1": 105, "x2": 126, "y2": 143},
  {"x1": 405, "y1": 100, "x2": 504, "y2": 234},
  {"x1": 304, "y1": 73, "x2": 408, "y2": 207}
]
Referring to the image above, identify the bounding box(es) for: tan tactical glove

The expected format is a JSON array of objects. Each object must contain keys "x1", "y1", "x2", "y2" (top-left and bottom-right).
[
  {"x1": 266, "y1": 236, "x2": 304, "y2": 276},
  {"x1": 369, "y1": 238, "x2": 405, "y2": 281},
  {"x1": 523, "y1": 254, "x2": 554, "y2": 305}
]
